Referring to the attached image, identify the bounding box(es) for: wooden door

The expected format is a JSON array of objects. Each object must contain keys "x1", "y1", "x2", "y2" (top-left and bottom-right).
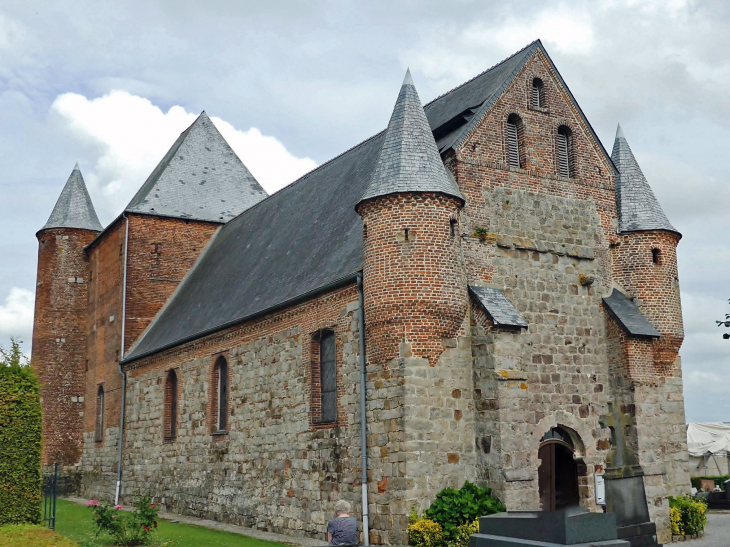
[{"x1": 538, "y1": 441, "x2": 579, "y2": 511}]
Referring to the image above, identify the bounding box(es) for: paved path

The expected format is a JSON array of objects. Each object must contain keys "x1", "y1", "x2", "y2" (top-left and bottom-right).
[
  {"x1": 682, "y1": 512, "x2": 730, "y2": 547},
  {"x1": 66, "y1": 497, "x2": 324, "y2": 547}
]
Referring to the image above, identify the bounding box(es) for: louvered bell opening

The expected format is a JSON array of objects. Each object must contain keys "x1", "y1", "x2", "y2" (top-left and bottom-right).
[
  {"x1": 320, "y1": 331, "x2": 337, "y2": 423},
  {"x1": 532, "y1": 86, "x2": 541, "y2": 108},
  {"x1": 557, "y1": 133, "x2": 570, "y2": 178},
  {"x1": 507, "y1": 122, "x2": 520, "y2": 168}
]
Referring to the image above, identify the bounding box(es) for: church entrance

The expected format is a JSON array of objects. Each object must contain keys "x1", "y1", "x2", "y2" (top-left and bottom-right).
[{"x1": 538, "y1": 427, "x2": 580, "y2": 511}]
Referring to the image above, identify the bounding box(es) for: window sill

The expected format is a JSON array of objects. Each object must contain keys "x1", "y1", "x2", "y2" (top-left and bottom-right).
[
  {"x1": 163, "y1": 437, "x2": 176, "y2": 443},
  {"x1": 211, "y1": 430, "x2": 228, "y2": 437},
  {"x1": 528, "y1": 105, "x2": 549, "y2": 113}
]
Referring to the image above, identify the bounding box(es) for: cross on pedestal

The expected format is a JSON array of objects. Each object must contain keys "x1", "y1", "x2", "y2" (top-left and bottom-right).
[{"x1": 599, "y1": 401, "x2": 638, "y2": 470}]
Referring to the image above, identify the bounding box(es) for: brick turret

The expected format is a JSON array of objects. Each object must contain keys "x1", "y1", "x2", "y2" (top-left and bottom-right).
[
  {"x1": 610, "y1": 124, "x2": 684, "y2": 373},
  {"x1": 356, "y1": 69, "x2": 467, "y2": 365},
  {"x1": 32, "y1": 164, "x2": 103, "y2": 466}
]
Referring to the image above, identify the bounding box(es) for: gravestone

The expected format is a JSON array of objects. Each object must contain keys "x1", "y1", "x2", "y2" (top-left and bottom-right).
[
  {"x1": 469, "y1": 507, "x2": 629, "y2": 546},
  {"x1": 599, "y1": 401, "x2": 661, "y2": 547}
]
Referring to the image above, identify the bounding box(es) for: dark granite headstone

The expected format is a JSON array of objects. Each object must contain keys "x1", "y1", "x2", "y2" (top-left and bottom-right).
[
  {"x1": 469, "y1": 507, "x2": 629, "y2": 546},
  {"x1": 600, "y1": 402, "x2": 660, "y2": 547}
]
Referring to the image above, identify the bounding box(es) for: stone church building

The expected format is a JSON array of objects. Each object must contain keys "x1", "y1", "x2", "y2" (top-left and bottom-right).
[{"x1": 32, "y1": 40, "x2": 690, "y2": 544}]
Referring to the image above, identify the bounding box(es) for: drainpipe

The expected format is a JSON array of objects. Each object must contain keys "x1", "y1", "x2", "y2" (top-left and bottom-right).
[
  {"x1": 114, "y1": 214, "x2": 129, "y2": 505},
  {"x1": 357, "y1": 272, "x2": 370, "y2": 546}
]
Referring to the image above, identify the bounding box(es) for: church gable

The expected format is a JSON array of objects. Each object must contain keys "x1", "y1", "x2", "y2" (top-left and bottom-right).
[{"x1": 456, "y1": 43, "x2": 616, "y2": 182}]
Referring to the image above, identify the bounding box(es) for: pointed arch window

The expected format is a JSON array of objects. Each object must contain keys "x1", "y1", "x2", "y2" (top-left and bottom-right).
[
  {"x1": 557, "y1": 126, "x2": 575, "y2": 178},
  {"x1": 95, "y1": 385, "x2": 104, "y2": 442},
  {"x1": 506, "y1": 114, "x2": 525, "y2": 169},
  {"x1": 164, "y1": 369, "x2": 178, "y2": 440},
  {"x1": 211, "y1": 356, "x2": 229, "y2": 433},
  {"x1": 532, "y1": 78, "x2": 545, "y2": 108},
  {"x1": 311, "y1": 329, "x2": 337, "y2": 424}
]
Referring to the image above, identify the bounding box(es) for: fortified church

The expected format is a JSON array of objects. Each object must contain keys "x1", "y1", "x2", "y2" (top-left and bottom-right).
[{"x1": 32, "y1": 41, "x2": 690, "y2": 544}]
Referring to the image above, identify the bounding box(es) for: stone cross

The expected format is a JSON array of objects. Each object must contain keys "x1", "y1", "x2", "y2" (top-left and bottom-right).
[{"x1": 599, "y1": 401, "x2": 638, "y2": 469}]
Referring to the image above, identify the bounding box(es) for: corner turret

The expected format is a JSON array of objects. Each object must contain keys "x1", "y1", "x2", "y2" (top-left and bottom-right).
[{"x1": 32, "y1": 164, "x2": 102, "y2": 466}]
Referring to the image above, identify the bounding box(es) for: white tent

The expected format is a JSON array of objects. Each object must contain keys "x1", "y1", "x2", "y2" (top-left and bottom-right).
[{"x1": 687, "y1": 423, "x2": 730, "y2": 477}]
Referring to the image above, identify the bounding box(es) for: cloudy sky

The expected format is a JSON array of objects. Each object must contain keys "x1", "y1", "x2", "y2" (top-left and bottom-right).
[{"x1": 0, "y1": 0, "x2": 727, "y2": 421}]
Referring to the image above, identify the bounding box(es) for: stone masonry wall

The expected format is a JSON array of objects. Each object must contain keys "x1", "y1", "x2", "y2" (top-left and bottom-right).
[
  {"x1": 33, "y1": 227, "x2": 98, "y2": 466},
  {"x1": 114, "y1": 284, "x2": 365, "y2": 541},
  {"x1": 451, "y1": 47, "x2": 622, "y2": 516}
]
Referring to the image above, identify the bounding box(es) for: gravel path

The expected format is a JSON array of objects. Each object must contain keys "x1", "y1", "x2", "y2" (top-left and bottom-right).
[{"x1": 682, "y1": 512, "x2": 730, "y2": 547}]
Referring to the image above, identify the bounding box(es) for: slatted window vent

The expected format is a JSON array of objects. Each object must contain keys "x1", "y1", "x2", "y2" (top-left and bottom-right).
[
  {"x1": 164, "y1": 370, "x2": 178, "y2": 440},
  {"x1": 532, "y1": 78, "x2": 545, "y2": 108},
  {"x1": 506, "y1": 114, "x2": 523, "y2": 169},
  {"x1": 557, "y1": 126, "x2": 574, "y2": 178}
]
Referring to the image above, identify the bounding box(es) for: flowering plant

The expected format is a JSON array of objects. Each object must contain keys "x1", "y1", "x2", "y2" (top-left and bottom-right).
[{"x1": 88, "y1": 495, "x2": 159, "y2": 546}]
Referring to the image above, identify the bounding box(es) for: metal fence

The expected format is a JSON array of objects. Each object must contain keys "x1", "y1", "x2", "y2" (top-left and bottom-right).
[{"x1": 42, "y1": 463, "x2": 58, "y2": 529}]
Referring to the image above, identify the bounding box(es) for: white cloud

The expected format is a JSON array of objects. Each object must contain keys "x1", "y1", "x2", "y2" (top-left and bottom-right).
[
  {"x1": 0, "y1": 287, "x2": 34, "y2": 342},
  {"x1": 50, "y1": 90, "x2": 317, "y2": 221}
]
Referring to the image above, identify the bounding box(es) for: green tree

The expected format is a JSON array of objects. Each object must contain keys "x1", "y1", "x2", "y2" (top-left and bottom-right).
[{"x1": 0, "y1": 338, "x2": 42, "y2": 525}]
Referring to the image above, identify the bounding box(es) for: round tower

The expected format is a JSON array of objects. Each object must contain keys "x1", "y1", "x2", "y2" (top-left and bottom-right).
[
  {"x1": 32, "y1": 164, "x2": 102, "y2": 466},
  {"x1": 356, "y1": 70, "x2": 467, "y2": 366},
  {"x1": 611, "y1": 125, "x2": 683, "y2": 373}
]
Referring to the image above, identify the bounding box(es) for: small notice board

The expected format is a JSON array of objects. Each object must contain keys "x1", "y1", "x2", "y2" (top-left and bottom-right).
[{"x1": 594, "y1": 473, "x2": 605, "y2": 505}]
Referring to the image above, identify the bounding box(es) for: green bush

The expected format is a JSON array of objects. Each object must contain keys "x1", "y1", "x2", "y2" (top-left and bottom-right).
[
  {"x1": 452, "y1": 519, "x2": 479, "y2": 547},
  {"x1": 690, "y1": 475, "x2": 730, "y2": 491},
  {"x1": 408, "y1": 519, "x2": 444, "y2": 547},
  {"x1": 669, "y1": 495, "x2": 708, "y2": 536},
  {"x1": 425, "y1": 481, "x2": 505, "y2": 541},
  {"x1": 88, "y1": 495, "x2": 160, "y2": 546},
  {"x1": 0, "y1": 340, "x2": 42, "y2": 526}
]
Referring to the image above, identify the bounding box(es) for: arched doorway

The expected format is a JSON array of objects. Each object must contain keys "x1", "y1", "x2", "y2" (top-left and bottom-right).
[{"x1": 538, "y1": 427, "x2": 580, "y2": 511}]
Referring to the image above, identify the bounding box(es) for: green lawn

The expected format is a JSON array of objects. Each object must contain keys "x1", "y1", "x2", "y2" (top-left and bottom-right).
[{"x1": 56, "y1": 499, "x2": 292, "y2": 547}]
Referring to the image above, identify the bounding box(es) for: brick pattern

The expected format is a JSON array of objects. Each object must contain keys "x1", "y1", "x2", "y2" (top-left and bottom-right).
[
  {"x1": 358, "y1": 192, "x2": 468, "y2": 366},
  {"x1": 32, "y1": 227, "x2": 98, "y2": 466}
]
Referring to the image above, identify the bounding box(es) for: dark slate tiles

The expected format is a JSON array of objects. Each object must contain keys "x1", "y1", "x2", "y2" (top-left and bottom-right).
[
  {"x1": 40, "y1": 164, "x2": 103, "y2": 233},
  {"x1": 611, "y1": 124, "x2": 678, "y2": 235},
  {"x1": 468, "y1": 286, "x2": 528, "y2": 329},
  {"x1": 602, "y1": 289, "x2": 660, "y2": 338},
  {"x1": 359, "y1": 70, "x2": 462, "y2": 204},
  {"x1": 125, "y1": 112, "x2": 268, "y2": 223}
]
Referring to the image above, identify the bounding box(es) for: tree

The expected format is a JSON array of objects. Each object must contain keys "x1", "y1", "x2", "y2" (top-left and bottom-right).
[
  {"x1": 716, "y1": 299, "x2": 730, "y2": 340},
  {"x1": 0, "y1": 338, "x2": 30, "y2": 367}
]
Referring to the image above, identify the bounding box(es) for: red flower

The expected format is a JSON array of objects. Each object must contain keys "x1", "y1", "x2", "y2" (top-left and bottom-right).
[
  {"x1": 144, "y1": 526, "x2": 150, "y2": 531},
  {"x1": 151, "y1": 504, "x2": 156, "y2": 508},
  {"x1": 153, "y1": 521, "x2": 158, "y2": 528}
]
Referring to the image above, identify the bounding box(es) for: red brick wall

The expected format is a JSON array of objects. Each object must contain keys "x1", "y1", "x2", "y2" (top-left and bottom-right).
[
  {"x1": 612, "y1": 231, "x2": 683, "y2": 375},
  {"x1": 124, "y1": 214, "x2": 220, "y2": 351},
  {"x1": 358, "y1": 193, "x2": 467, "y2": 366},
  {"x1": 32, "y1": 227, "x2": 98, "y2": 466}
]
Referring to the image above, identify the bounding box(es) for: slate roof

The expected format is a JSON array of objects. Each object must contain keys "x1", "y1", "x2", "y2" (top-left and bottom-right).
[
  {"x1": 360, "y1": 69, "x2": 462, "y2": 204},
  {"x1": 611, "y1": 124, "x2": 678, "y2": 235},
  {"x1": 468, "y1": 286, "x2": 528, "y2": 329},
  {"x1": 40, "y1": 164, "x2": 103, "y2": 233},
  {"x1": 124, "y1": 40, "x2": 604, "y2": 363},
  {"x1": 125, "y1": 112, "x2": 268, "y2": 223},
  {"x1": 603, "y1": 289, "x2": 660, "y2": 338}
]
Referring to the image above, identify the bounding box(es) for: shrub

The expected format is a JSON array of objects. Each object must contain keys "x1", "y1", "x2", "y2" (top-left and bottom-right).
[
  {"x1": 408, "y1": 519, "x2": 444, "y2": 547},
  {"x1": 0, "y1": 340, "x2": 42, "y2": 526},
  {"x1": 452, "y1": 519, "x2": 479, "y2": 547},
  {"x1": 669, "y1": 495, "x2": 707, "y2": 536},
  {"x1": 88, "y1": 495, "x2": 159, "y2": 546},
  {"x1": 670, "y1": 506, "x2": 682, "y2": 536},
  {"x1": 690, "y1": 475, "x2": 730, "y2": 491},
  {"x1": 0, "y1": 524, "x2": 78, "y2": 547},
  {"x1": 425, "y1": 481, "x2": 505, "y2": 541}
]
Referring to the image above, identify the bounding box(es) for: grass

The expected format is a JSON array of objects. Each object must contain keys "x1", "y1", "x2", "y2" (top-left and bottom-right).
[
  {"x1": 0, "y1": 524, "x2": 79, "y2": 546},
  {"x1": 55, "y1": 499, "x2": 293, "y2": 547}
]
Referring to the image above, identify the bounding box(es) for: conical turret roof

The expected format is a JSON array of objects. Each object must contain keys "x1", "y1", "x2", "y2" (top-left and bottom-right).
[
  {"x1": 612, "y1": 124, "x2": 678, "y2": 235},
  {"x1": 125, "y1": 111, "x2": 268, "y2": 223},
  {"x1": 359, "y1": 69, "x2": 462, "y2": 205},
  {"x1": 40, "y1": 164, "x2": 103, "y2": 232}
]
